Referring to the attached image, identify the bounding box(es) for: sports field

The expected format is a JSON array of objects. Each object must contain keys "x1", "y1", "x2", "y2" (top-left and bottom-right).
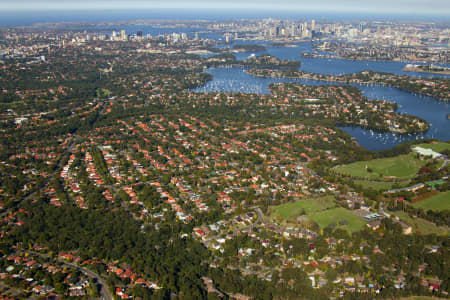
[
  {"x1": 333, "y1": 153, "x2": 427, "y2": 180},
  {"x1": 353, "y1": 179, "x2": 407, "y2": 191},
  {"x1": 307, "y1": 207, "x2": 366, "y2": 233},
  {"x1": 270, "y1": 197, "x2": 365, "y2": 233},
  {"x1": 415, "y1": 142, "x2": 450, "y2": 153},
  {"x1": 412, "y1": 191, "x2": 450, "y2": 211},
  {"x1": 400, "y1": 297, "x2": 448, "y2": 300},
  {"x1": 271, "y1": 195, "x2": 336, "y2": 220}
]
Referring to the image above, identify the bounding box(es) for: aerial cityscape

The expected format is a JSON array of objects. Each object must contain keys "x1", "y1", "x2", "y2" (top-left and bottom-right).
[{"x1": 0, "y1": 1, "x2": 449, "y2": 299}]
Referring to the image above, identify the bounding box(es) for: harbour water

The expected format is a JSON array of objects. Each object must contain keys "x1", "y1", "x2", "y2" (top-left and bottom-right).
[
  {"x1": 192, "y1": 67, "x2": 450, "y2": 151},
  {"x1": 3, "y1": 13, "x2": 447, "y2": 151},
  {"x1": 218, "y1": 40, "x2": 450, "y2": 78}
]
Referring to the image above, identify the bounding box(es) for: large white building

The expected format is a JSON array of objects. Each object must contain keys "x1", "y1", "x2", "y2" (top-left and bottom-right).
[{"x1": 412, "y1": 146, "x2": 442, "y2": 159}]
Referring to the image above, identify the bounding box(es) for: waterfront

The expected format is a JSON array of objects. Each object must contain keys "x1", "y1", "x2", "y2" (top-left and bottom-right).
[
  {"x1": 193, "y1": 66, "x2": 450, "y2": 151},
  {"x1": 5, "y1": 17, "x2": 448, "y2": 151},
  {"x1": 219, "y1": 40, "x2": 450, "y2": 78}
]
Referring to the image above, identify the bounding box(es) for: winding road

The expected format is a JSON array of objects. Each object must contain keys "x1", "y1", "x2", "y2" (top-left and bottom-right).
[{"x1": 17, "y1": 250, "x2": 113, "y2": 300}]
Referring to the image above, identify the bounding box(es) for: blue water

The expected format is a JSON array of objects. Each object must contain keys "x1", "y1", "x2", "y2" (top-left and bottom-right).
[
  {"x1": 90, "y1": 25, "x2": 223, "y2": 40},
  {"x1": 1, "y1": 9, "x2": 448, "y2": 26},
  {"x1": 269, "y1": 42, "x2": 450, "y2": 77},
  {"x1": 2, "y1": 10, "x2": 448, "y2": 150},
  {"x1": 216, "y1": 41, "x2": 450, "y2": 78},
  {"x1": 192, "y1": 67, "x2": 450, "y2": 151}
]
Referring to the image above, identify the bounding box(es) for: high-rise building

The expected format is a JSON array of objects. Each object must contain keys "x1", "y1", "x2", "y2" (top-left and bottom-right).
[
  {"x1": 311, "y1": 20, "x2": 315, "y2": 31},
  {"x1": 171, "y1": 33, "x2": 180, "y2": 42},
  {"x1": 349, "y1": 28, "x2": 359, "y2": 39},
  {"x1": 302, "y1": 29, "x2": 311, "y2": 39},
  {"x1": 137, "y1": 31, "x2": 143, "y2": 37},
  {"x1": 358, "y1": 23, "x2": 364, "y2": 33},
  {"x1": 121, "y1": 30, "x2": 127, "y2": 41},
  {"x1": 290, "y1": 25, "x2": 295, "y2": 37}
]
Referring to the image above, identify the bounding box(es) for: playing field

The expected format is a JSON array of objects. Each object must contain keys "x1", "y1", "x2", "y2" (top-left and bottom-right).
[
  {"x1": 271, "y1": 195, "x2": 336, "y2": 220},
  {"x1": 308, "y1": 207, "x2": 366, "y2": 233},
  {"x1": 333, "y1": 153, "x2": 427, "y2": 180},
  {"x1": 412, "y1": 191, "x2": 450, "y2": 211},
  {"x1": 400, "y1": 297, "x2": 448, "y2": 300},
  {"x1": 415, "y1": 142, "x2": 450, "y2": 153},
  {"x1": 353, "y1": 179, "x2": 408, "y2": 191}
]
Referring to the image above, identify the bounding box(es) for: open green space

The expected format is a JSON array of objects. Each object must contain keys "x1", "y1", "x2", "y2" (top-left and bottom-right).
[
  {"x1": 400, "y1": 297, "x2": 448, "y2": 300},
  {"x1": 415, "y1": 142, "x2": 450, "y2": 153},
  {"x1": 391, "y1": 211, "x2": 447, "y2": 236},
  {"x1": 270, "y1": 197, "x2": 366, "y2": 233},
  {"x1": 270, "y1": 195, "x2": 336, "y2": 220},
  {"x1": 307, "y1": 207, "x2": 366, "y2": 233},
  {"x1": 412, "y1": 191, "x2": 450, "y2": 211},
  {"x1": 333, "y1": 153, "x2": 427, "y2": 180},
  {"x1": 425, "y1": 180, "x2": 446, "y2": 189},
  {"x1": 97, "y1": 88, "x2": 112, "y2": 97},
  {"x1": 353, "y1": 179, "x2": 408, "y2": 191}
]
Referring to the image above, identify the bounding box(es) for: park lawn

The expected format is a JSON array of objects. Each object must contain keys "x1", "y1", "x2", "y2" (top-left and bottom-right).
[
  {"x1": 307, "y1": 207, "x2": 366, "y2": 233},
  {"x1": 412, "y1": 191, "x2": 450, "y2": 211},
  {"x1": 353, "y1": 179, "x2": 409, "y2": 191},
  {"x1": 97, "y1": 88, "x2": 112, "y2": 97},
  {"x1": 391, "y1": 211, "x2": 447, "y2": 236},
  {"x1": 400, "y1": 297, "x2": 448, "y2": 300},
  {"x1": 401, "y1": 297, "x2": 447, "y2": 300},
  {"x1": 333, "y1": 153, "x2": 426, "y2": 180},
  {"x1": 416, "y1": 142, "x2": 450, "y2": 153},
  {"x1": 271, "y1": 195, "x2": 336, "y2": 220},
  {"x1": 414, "y1": 218, "x2": 448, "y2": 235}
]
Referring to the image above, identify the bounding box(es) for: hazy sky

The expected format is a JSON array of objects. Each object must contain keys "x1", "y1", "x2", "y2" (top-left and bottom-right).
[{"x1": 1, "y1": 0, "x2": 449, "y2": 15}]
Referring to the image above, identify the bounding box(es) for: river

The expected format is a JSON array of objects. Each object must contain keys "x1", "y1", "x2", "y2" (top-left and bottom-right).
[
  {"x1": 192, "y1": 66, "x2": 450, "y2": 151},
  {"x1": 81, "y1": 25, "x2": 449, "y2": 151},
  {"x1": 4, "y1": 17, "x2": 446, "y2": 151},
  {"x1": 217, "y1": 40, "x2": 450, "y2": 78}
]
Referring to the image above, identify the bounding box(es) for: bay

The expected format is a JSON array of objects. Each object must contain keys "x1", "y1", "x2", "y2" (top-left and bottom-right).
[
  {"x1": 192, "y1": 67, "x2": 450, "y2": 151},
  {"x1": 218, "y1": 40, "x2": 450, "y2": 78}
]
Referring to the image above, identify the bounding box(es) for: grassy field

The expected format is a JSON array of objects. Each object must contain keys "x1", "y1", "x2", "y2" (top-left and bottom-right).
[
  {"x1": 333, "y1": 153, "x2": 427, "y2": 180},
  {"x1": 400, "y1": 297, "x2": 448, "y2": 300},
  {"x1": 308, "y1": 207, "x2": 366, "y2": 233},
  {"x1": 270, "y1": 196, "x2": 336, "y2": 220},
  {"x1": 412, "y1": 191, "x2": 450, "y2": 211},
  {"x1": 353, "y1": 179, "x2": 409, "y2": 191},
  {"x1": 415, "y1": 142, "x2": 450, "y2": 153},
  {"x1": 270, "y1": 197, "x2": 365, "y2": 232},
  {"x1": 391, "y1": 211, "x2": 448, "y2": 236}
]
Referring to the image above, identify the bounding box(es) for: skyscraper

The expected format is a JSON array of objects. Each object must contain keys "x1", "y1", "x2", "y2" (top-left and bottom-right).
[
  {"x1": 121, "y1": 30, "x2": 127, "y2": 41},
  {"x1": 358, "y1": 23, "x2": 364, "y2": 32}
]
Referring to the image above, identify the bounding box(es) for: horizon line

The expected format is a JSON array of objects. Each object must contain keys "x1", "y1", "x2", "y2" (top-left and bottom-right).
[{"x1": 1, "y1": 8, "x2": 449, "y2": 17}]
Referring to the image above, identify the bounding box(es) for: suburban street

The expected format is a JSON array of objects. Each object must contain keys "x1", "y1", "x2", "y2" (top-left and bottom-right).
[{"x1": 16, "y1": 250, "x2": 113, "y2": 300}]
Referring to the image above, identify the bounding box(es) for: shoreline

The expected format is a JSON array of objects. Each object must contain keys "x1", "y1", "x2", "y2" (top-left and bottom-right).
[
  {"x1": 245, "y1": 69, "x2": 450, "y2": 102},
  {"x1": 301, "y1": 52, "x2": 448, "y2": 65},
  {"x1": 403, "y1": 66, "x2": 450, "y2": 75}
]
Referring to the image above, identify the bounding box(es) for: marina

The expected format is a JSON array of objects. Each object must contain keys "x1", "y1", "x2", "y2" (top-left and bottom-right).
[{"x1": 193, "y1": 65, "x2": 450, "y2": 151}]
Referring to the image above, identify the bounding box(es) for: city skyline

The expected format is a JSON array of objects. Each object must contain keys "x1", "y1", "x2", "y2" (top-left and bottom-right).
[{"x1": 1, "y1": 0, "x2": 450, "y2": 16}]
